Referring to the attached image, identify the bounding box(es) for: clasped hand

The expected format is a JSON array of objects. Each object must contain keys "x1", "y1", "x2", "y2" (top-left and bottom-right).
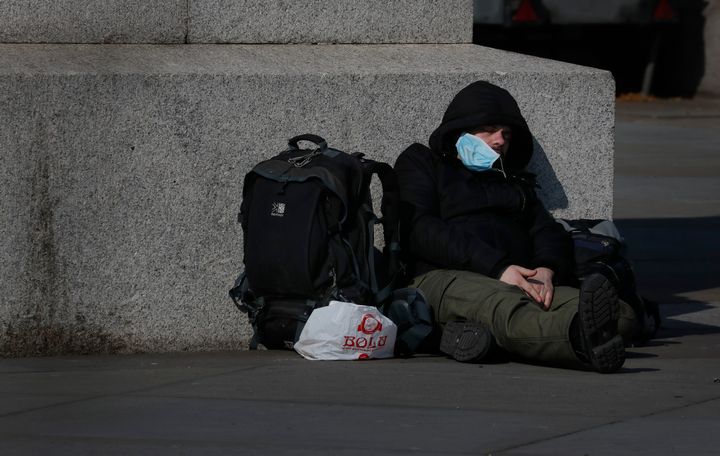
[{"x1": 499, "y1": 265, "x2": 555, "y2": 309}]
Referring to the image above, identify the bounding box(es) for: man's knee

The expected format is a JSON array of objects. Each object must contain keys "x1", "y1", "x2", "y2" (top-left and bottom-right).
[{"x1": 411, "y1": 269, "x2": 515, "y2": 324}]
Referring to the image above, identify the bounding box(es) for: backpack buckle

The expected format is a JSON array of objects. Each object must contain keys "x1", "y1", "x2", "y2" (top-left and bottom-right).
[{"x1": 287, "y1": 151, "x2": 320, "y2": 168}]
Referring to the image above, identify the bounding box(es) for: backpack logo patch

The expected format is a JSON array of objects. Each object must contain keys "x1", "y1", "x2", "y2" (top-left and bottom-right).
[{"x1": 271, "y1": 202, "x2": 286, "y2": 217}]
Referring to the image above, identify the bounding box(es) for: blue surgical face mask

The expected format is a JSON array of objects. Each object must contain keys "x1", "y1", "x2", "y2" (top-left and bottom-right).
[{"x1": 455, "y1": 133, "x2": 501, "y2": 172}]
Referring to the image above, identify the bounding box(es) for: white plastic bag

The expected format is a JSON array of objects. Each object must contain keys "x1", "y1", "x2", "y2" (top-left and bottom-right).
[{"x1": 294, "y1": 301, "x2": 397, "y2": 360}]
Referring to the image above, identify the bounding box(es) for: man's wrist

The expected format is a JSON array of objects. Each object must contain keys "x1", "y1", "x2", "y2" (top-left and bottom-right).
[{"x1": 492, "y1": 261, "x2": 512, "y2": 279}]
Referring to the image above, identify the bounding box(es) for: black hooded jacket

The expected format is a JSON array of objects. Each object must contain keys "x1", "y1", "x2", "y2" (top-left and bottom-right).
[{"x1": 394, "y1": 81, "x2": 572, "y2": 281}]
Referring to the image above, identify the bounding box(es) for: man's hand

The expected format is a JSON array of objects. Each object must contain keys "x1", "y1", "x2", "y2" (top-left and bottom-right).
[
  {"x1": 527, "y1": 267, "x2": 554, "y2": 310},
  {"x1": 499, "y1": 265, "x2": 555, "y2": 310}
]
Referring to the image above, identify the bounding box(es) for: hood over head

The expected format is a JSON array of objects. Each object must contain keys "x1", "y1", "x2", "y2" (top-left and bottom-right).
[{"x1": 429, "y1": 81, "x2": 533, "y2": 171}]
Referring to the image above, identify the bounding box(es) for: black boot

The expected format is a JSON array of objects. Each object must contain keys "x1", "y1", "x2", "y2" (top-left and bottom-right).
[
  {"x1": 572, "y1": 273, "x2": 626, "y2": 373},
  {"x1": 440, "y1": 321, "x2": 494, "y2": 363}
]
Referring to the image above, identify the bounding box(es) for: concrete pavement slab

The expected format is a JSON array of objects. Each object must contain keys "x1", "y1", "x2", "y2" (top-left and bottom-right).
[
  {"x1": 0, "y1": 355, "x2": 261, "y2": 398},
  {"x1": 0, "y1": 393, "x2": 90, "y2": 416},
  {"x1": 614, "y1": 177, "x2": 720, "y2": 218},
  {"x1": 0, "y1": 395, "x2": 604, "y2": 455},
  {"x1": 502, "y1": 398, "x2": 720, "y2": 456},
  {"x1": 121, "y1": 354, "x2": 714, "y2": 418},
  {"x1": 0, "y1": 349, "x2": 719, "y2": 455},
  {"x1": 613, "y1": 217, "x2": 720, "y2": 302},
  {"x1": 614, "y1": 97, "x2": 720, "y2": 347}
]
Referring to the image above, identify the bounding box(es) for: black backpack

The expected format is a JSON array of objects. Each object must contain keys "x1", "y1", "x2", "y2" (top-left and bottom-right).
[
  {"x1": 230, "y1": 134, "x2": 401, "y2": 350},
  {"x1": 558, "y1": 219, "x2": 660, "y2": 345}
]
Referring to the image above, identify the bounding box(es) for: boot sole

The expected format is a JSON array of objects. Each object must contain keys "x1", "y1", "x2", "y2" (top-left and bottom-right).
[
  {"x1": 440, "y1": 321, "x2": 493, "y2": 363},
  {"x1": 579, "y1": 273, "x2": 626, "y2": 373}
]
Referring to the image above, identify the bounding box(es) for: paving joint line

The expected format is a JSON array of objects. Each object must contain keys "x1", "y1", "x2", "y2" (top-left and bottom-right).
[
  {"x1": 0, "y1": 363, "x2": 267, "y2": 419},
  {"x1": 489, "y1": 395, "x2": 720, "y2": 455}
]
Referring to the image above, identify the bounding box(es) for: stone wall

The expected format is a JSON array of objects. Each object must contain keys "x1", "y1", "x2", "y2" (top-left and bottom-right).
[
  {"x1": 0, "y1": 0, "x2": 471, "y2": 44},
  {"x1": 0, "y1": 2, "x2": 615, "y2": 355}
]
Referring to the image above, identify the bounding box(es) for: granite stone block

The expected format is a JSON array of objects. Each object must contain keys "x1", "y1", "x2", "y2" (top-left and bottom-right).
[
  {"x1": 0, "y1": 44, "x2": 614, "y2": 354},
  {"x1": 188, "y1": 0, "x2": 473, "y2": 43},
  {"x1": 0, "y1": 0, "x2": 187, "y2": 43}
]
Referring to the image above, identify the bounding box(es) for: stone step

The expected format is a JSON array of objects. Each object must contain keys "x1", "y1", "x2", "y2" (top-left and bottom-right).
[
  {"x1": 0, "y1": 0, "x2": 472, "y2": 44},
  {"x1": 0, "y1": 44, "x2": 614, "y2": 355},
  {"x1": 0, "y1": 0, "x2": 187, "y2": 44}
]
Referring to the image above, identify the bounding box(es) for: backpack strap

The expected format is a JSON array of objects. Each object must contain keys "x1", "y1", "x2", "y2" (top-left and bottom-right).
[
  {"x1": 356, "y1": 156, "x2": 402, "y2": 303},
  {"x1": 361, "y1": 159, "x2": 401, "y2": 275},
  {"x1": 557, "y1": 218, "x2": 623, "y2": 240},
  {"x1": 247, "y1": 296, "x2": 266, "y2": 350},
  {"x1": 229, "y1": 273, "x2": 267, "y2": 350},
  {"x1": 293, "y1": 299, "x2": 319, "y2": 342}
]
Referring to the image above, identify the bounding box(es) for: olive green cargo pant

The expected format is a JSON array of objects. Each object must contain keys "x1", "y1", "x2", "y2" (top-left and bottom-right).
[{"x1": 411, "y1": 269, "x2": 636, "y2": 366}]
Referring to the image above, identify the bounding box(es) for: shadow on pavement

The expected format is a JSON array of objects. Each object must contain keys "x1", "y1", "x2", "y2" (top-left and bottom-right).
[{"x1": 615, "y1": 215, "x2": 720, "y2": 339}]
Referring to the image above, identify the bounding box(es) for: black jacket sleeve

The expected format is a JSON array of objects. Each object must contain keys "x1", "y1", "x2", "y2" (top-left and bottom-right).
[
  {"x1": 526, "y1": 196, "x2": 574, "y2": 283},
  {"x1": 394, "y1": 144, "x2": 511, "y2": 277}
]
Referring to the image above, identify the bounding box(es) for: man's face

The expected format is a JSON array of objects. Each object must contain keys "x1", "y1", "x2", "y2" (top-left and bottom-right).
[{"x1": 471, "y1": 125, "x2": 512, "y2": 156}]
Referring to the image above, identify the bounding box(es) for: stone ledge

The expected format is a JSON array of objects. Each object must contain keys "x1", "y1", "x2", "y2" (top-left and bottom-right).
[
  {"x1": 0, "y1": 0, "x2": 187, "y2": 44},
  {"x1": 0, "y1": 43, "x2": 603, "y2": 76},
  {"x1": 0, "y1": 44, "x2": 613, "y2": 354},
  {"x1": 188, "y1": 0, "x2": 472, "y2": 44},
  {"x1": 0, "y1": 0, "x2": 472, "y2": 44}
]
